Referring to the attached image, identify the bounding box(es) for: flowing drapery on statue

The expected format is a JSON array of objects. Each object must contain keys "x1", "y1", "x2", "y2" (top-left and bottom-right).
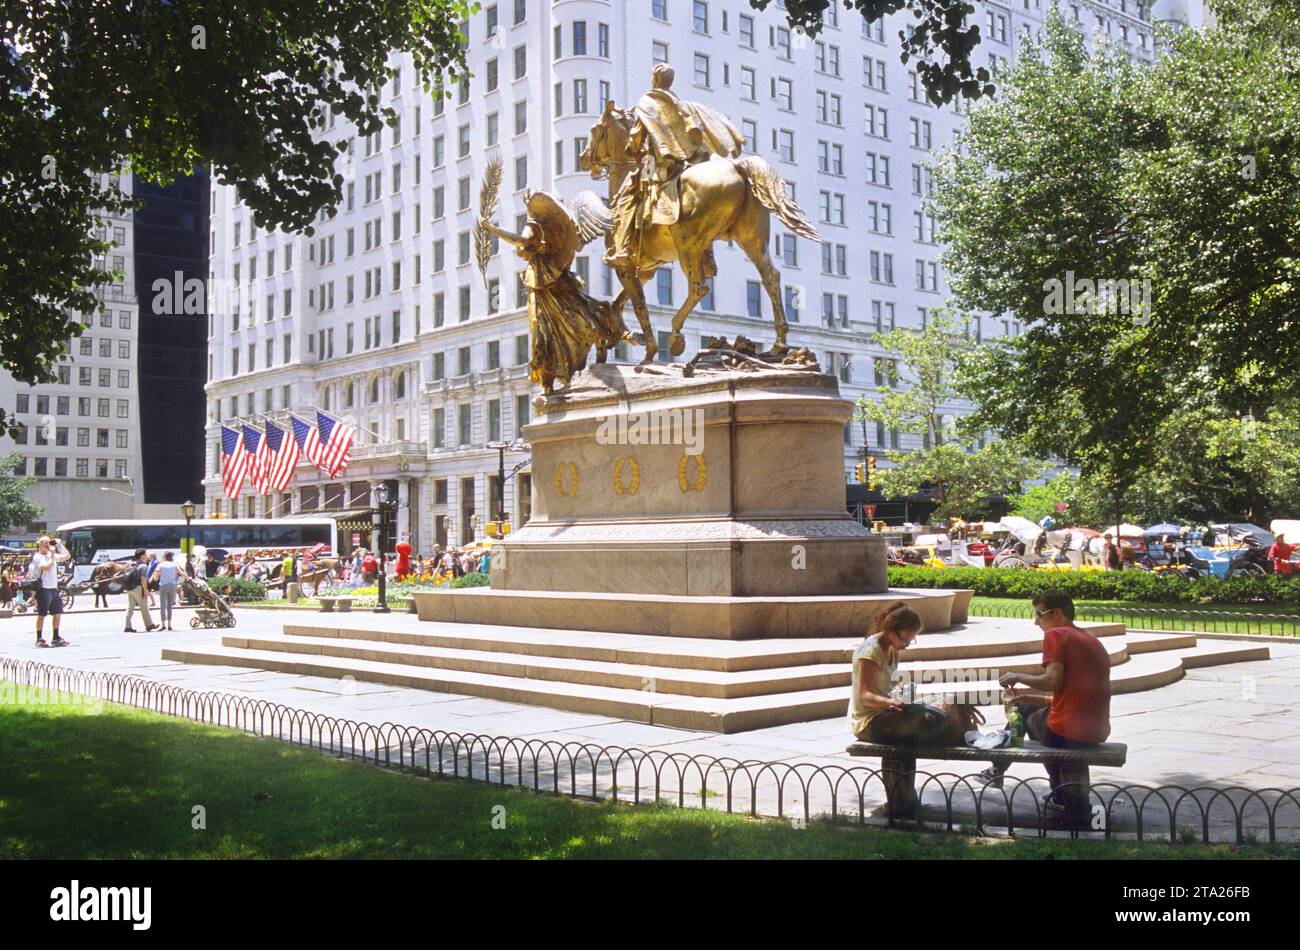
[
  {"x1": 475, "y1": 162, "x2": 634, "y2": 393},
  {"x1": 608, "y1": 64, "x2": 745, "y2": 270}
]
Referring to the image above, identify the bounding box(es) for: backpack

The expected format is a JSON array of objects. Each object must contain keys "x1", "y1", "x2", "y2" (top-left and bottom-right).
[{"x1": 121, "y1": 566, "x2": 141, "y2": 591}]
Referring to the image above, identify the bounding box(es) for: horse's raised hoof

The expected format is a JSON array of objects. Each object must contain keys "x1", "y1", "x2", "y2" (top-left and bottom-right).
[
  {"x1": 637, "y1": 352, "x2": 657, "y2": 368},
  {"x1": 669, "y1": 332, "x2": 686, "y2": 357}
]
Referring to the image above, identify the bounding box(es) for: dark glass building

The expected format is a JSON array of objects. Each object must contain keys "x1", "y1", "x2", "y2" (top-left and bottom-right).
[{"x1": 132, "y1": 170, "x2": 209, "y2": 505}]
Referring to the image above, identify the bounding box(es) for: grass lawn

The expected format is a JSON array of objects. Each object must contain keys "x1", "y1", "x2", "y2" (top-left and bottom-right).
[
  {"x1": 970, "y1": 597, "x2": 1300, "y2": 636},
  {"x1": 1, "y1": 684, "x2": 1295, "y2": 860}
]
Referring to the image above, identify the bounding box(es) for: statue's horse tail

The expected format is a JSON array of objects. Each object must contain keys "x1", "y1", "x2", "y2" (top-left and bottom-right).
[{"x1": 733, "y1": 155, "x2": 819, "y2": 240}]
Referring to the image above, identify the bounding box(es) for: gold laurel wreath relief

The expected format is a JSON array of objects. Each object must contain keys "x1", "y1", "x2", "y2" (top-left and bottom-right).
[
  {"x1": 677, "y1": 453, "x2": 707, "y2": 493},
  {"x1": 554, "y1": 461, "x2": 580, "y2": 497},
  {"x1": 613, "y1": 457, "x2": 640, "y2": 496}
]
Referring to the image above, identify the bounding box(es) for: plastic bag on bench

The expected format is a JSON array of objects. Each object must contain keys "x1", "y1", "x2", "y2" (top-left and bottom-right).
[{"x1": 965, "y1": 728, "x2": 1011, "y2": 750}]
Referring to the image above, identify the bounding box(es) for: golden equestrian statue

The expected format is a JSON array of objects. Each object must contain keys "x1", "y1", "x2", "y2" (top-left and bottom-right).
[
  {"x1": 580, "y1": 64, "x2": 819, "y2": 364},
  {"x1": 474, "y1": 159, "x2": 639, "y2": 394}
]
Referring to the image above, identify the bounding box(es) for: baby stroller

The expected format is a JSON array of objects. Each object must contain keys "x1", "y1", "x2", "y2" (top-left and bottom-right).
[{"x1": 182, "y1": 574, "x2": 236, "y2": 629}]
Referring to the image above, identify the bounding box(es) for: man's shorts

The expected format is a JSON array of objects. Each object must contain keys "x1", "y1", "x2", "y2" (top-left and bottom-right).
[{"x1": 36, "y1": 586, "x2": 63, "y2": 617}]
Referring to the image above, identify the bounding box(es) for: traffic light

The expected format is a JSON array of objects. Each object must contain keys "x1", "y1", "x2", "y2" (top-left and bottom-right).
[
  {"x1": 854, "y1": 463, "x2": 865, "y2": 483},
  {"x1": 867, "y1": 456, "x2": 878, "y2": 491}
]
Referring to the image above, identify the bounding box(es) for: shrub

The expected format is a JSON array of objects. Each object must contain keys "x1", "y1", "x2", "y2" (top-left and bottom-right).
[
  {"x1": 886, "y1": 565, "x2": 1300, "y2": 605},
  {"x1": 449, "y1": 572, "x2": 490, "y2": 589},
  {"x1": 206, "y1": 576, "x2": 267, "y2": 602}
]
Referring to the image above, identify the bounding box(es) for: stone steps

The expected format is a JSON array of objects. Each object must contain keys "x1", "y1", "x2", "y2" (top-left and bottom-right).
[
  {"x1": 275, "y1": 618, "x2": 1127, "y2": 673},
  {"x1": 159, "y1": 623, "x2": 1271, "y2": 733},
  {"x1": 220, "y1": 634, "x2": 848, "y2": 700}
]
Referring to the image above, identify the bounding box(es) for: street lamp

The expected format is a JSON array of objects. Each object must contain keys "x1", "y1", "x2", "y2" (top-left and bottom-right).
[
  {"x1": 486, "y1": 438, "x2": 528, "y2": 538},
  {"x1": 373, "y1": 482, "x2": 391, "y2": 613},
  {"x1": 99, "y1": 474, "x2": 136, "y2": 499},
  {"x1": 181, "y1": 500, "x2": 196, "y2": 575}
]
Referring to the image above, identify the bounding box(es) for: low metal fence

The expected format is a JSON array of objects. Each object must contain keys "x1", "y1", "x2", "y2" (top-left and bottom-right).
[
  {"x1": 970, "y1": 600, "x2": 1300, "y2": 637},
  {"x1": 3, "y1": 658, "x2": 1298, "y2": 846}
]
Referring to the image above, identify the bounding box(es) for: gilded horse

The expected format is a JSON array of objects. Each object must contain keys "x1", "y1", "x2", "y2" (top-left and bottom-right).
[{"x1": 580, "y1": 102, "x2": 819, "y2": 364}]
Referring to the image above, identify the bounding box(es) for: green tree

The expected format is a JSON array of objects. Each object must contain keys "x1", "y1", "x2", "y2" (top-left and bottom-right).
[
  {"x1": 854, "y1": 305, "x2": 972, "y2": 450},
  {"x1": 753, "y1": 1, "x2": 995, "y2": 104},
  {"x1": 1009, "y1": 471, "x2": 1115, "y2": 526},
  {"x1": 856, "y1": 304, "x2": 1048, "y2": 519},
  {"x1": 0, "y1": 454, "x2": 42, "y2": 533},
  {"x1": 875, "y1": 442, "x2": 1045, "y2": 522},
  {"x1": 931, "y1": 2, "x2": 1300, "y2": 500},
  {"x1": 1, "y1": 1, "x2": 472, "y2": 431}
]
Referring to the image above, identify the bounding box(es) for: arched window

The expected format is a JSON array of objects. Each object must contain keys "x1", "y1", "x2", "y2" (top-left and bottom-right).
[
  {"x1": 369, "y1": 378, "x2": 379, "y2": 403},
  {"x1": 395, "y1": 372, "x2": 406, "y2": 399},
  {"x1": 322, "y1": 388, "x2": 330, "y2": 411},
  {"x1": 345, "y1": 383, "x2": 354, "y2": 408}
]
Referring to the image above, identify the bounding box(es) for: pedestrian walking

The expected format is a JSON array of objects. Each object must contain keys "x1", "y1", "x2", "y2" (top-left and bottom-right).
[
  {"x1": 145, "y1": 551, "x2": 159, "y2": 606},
  {"x1": 151, "y1": 551, "x2": 181, "y2": 631},
  {"x1": 122, "y1": 548, "x2": 157, "y2": 633},
  {"x1": 29, "y1": 536, "x2": 71, "y2": 648}
]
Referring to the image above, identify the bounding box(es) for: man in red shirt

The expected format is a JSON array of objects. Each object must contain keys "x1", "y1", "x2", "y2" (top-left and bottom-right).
[
  {"x1": 978, "y1": 589, "x2": 1111, "y2": 804},
  {"x1": 1269, "y1": 534, "x2": 1296, "y2": 575}
]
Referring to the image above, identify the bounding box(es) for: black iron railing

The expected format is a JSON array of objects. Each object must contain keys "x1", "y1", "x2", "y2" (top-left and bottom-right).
[
  {"x1": 2, "y1": 658, "x2": 1297, "y2": 845},
  {"x1": 970, "y1": 600, "x2": 1300, "y2": 637}
]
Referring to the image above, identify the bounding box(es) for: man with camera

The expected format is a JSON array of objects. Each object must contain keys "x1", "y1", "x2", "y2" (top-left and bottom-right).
[{"x1": 29, "y1": 536, "x2": 71, "y2": 648}]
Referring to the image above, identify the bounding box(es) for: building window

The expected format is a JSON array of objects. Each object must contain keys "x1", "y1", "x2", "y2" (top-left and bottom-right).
[
  {"x1": 656, "y1": 268, "x2": 673, "y2": 306},
  {"x1": 693, "y1": 53, "x2": 710, "y2": 88}
]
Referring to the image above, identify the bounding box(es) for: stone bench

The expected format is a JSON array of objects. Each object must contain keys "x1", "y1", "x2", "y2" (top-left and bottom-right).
[
  {"x1": 318, "y1": 596, "x2": 354, "y2": 613},
  {"x1": 847, "y1": 739, "x2": 1128, "y2": 821}
]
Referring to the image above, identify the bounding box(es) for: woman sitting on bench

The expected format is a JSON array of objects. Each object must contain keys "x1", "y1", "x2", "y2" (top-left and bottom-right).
[{"x1": 849, "y1": 602, "x2": 979, "y2": 745}]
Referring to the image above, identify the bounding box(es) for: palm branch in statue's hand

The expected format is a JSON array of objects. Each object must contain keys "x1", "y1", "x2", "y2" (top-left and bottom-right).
[{"x1": 474, "y1": 156, "x2": 504, "y2": 287}]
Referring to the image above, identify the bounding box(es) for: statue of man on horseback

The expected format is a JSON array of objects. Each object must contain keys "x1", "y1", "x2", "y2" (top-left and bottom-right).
[
  {"x1": 606, "y1": 64, "x2": 745, "y2": 272},
  {"x1": 581, "y1": 67, "x2": 818, "y2": 364}
]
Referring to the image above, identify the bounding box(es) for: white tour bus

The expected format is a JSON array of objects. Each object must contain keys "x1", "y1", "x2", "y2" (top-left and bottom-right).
[{"x1": 56, "y1": 518, "x2": 338, "y2": 581}]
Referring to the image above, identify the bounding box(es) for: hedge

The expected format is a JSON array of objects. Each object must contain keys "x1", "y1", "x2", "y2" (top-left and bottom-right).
[
  {"x1": 205, "y1": 577, "x2": 267, "y2": 602},
  {"x1": 887, "y1": 565, "x2": 1300, "y2": 605},
  {"x1": 450, "y1": 572, "x2": 491, "y2": 589}
]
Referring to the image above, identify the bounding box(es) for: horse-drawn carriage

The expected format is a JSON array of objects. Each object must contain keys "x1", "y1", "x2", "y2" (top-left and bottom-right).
[{"x1": 1, "y1": 550, "x2": 87, "y2": 613}]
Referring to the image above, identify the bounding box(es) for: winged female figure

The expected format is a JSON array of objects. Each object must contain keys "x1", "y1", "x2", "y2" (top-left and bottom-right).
[{"x1": 476, "y1": 168, "x2": 638, "y2": 393}]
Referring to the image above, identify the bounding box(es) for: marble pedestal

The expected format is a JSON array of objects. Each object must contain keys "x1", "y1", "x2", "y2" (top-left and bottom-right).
[{"x1": 490, "y1": 362, "x2": 888, "y2": 598}]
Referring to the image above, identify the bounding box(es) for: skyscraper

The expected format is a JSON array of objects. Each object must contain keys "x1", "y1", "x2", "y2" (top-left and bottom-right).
[{"x1": 0, "y1": 171, "x2": 210, "y2": 536}]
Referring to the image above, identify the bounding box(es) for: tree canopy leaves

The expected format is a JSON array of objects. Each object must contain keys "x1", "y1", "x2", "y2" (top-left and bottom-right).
[
  {"x1": 932, "y1": 2, "x2": 1300, "y2": 508},
  {"x1": 0, "y1": 0, "x2": 471, "y2": 428}
]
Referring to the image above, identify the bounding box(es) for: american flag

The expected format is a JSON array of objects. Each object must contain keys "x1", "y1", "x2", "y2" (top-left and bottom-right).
[
  {"x1": 242, "y1": 425, "x2": 270, "y2": 495},
  {"x1": 290, "y1": 414, "x2": 326, "y2": 472},
  {"x1": 316, "y1": 411, "x2": 356, "y2": 478},
  {"x1": 220, "y1": 425, "x2": 249, "y2": 500},
  {"x1": 262, "y1": 420, "x2": 300, "y2": 493}
]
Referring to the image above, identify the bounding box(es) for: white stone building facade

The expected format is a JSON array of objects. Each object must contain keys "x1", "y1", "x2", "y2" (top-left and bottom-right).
[{"x1": 201, "y1": 0, "x2": 1189, "y2": 551}]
